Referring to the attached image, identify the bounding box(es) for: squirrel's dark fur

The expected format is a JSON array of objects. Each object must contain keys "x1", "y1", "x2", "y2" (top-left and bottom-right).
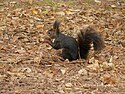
[
  {"x1": 47, "y1": 20, "x2": 104, "y2": 61},
  {"x1": 78, "y1": 27, "x2": 105, "y2": 59}
]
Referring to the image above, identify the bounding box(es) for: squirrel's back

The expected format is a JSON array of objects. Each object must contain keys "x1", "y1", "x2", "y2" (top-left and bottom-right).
[{"x1": 57, "y1": 33, "x2": 79, "y2": 60}]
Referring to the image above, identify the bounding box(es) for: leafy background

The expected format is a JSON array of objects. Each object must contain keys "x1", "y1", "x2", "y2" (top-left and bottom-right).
[{"x1": 0, "y1": 0, "x2": 125, "y2": 93}]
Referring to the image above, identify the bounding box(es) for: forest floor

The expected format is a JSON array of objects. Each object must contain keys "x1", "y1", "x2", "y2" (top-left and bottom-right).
[{"x1": 0, "y1": 0, "x2": 125, "y2": 94}]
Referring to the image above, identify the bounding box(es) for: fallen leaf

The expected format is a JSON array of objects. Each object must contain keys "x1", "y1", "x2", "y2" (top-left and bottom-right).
[
  {"x1": 9, "y1": 67, "x2": 19, "y2": 73},
  {"x1": 0, "y1": 63, "x2": 7, "y2": 69},
  {"x1": 15, "y1": 47, "x2": 26, "y2": 53},
  {"x1": 21, "y1": 67, "x2": 32, "y2": 73},
  {"x1": 102, "y1": 62, "x2": 114, "y2": 70},
  {"x1": 27, "y1": 0, "x2": 33, "y2": 4},
  {"x1": 65, "y1": 11, "x2": 74, "y2": 15},
  {"x1": 0, "y1": 44, "x2": 4, "y2": 50},
  {"x1": 121, "y1": 41, "x2": 125, "y2": 47},
  {"x1": 11, "y1": 36, "x2": 19, "y2": 43},
  {"x1": 60, "y1": 68, "x2": 66, "y2": 74},
  {"x1": 36, "y1": 24, "x2": 44, "y2": 30},
  {"x1": 94, "y1": 0, "x2": 101, "y2": 3},
  {"x1": 32, "y1": 9, "x2": 38, "y2": 15},
  {"x1": 87, "y1": 59, "x2": 100, "y2": 71},
  {"x1": 65, "y1": 83, "x2": 73, "y2": 87},
  {"x1": 42, "y1": 10, "x2": 49, "y2": 14},
  {"x1": 34, "y1": 57, "x2": 41, "y2": 62},
  {"x1": 78, "y1": 69, "x2": 87, "y2": 75},
  {"x1": 111, "y1": 5, "x2": 117, "y2": 8},
  {"x1": 101, "y1": 74, "x2": 117, "y2": 84},
  {"x1": 56, "y1": 11, "x2": 65, "y2": 16}
]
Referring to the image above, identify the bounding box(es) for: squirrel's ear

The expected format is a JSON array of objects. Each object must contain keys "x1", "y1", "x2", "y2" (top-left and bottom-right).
[{"x1": 53, "y1": 20, "x2": 60, "y2": 30}]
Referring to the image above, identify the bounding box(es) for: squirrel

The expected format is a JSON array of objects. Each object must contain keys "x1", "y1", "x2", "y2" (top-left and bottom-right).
[{"x1": 47, "y1": 20, "x2": 105, "y2": 61}]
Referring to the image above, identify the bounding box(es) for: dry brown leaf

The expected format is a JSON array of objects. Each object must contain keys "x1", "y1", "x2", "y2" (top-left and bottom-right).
[
  {"x1": 65, "y1": 11, "x2": 74, "y2": 15},
  {"x1": 0, "y1": 63, "x2": 7, "y2": 69},
  {"x1": 87, "y1": 59, "x2": 100, "y2": 71},
  {"x1": 36, "y1": 24, "x2": 44, "y2": 30},
  {"x1": 32, "y1": 9, "x2": 38, "y2": 15},
  {"x1": 11, "y1": 36, "x2": 19, "y2": 43},
  {"x1": 78, "y1": 69, "x2": 88, "y2": 75},
  {"x1": 9, "y1": 67, "x2": 19, "y2": 73},
  {"x1": 111, "y1": 5, "x2": 117, "y2": 8},
  {"x1": 0, "y1": 44, "x2": 4, "y2": 50},
  {"x1": 102, "y1": 62, "x2": 114, "y2": 70},
  {"x1": 49, "y1": 67, "x2": 58, "y2": 74},
  {"x1": 28, "y1": 0, "x2": 33, "y2": 4},
  {"x1": 65, "y1": 83, "x2": 73, "y2": 87},
  {"x1": 60, "y1": 68, "x2": 66, "y2": 74},
  {"x1": 94, "y1": 0, "x2": 101, "y2": 3},
  {"x1": 15, "y1": 47, "x2": 26, "y2": 53},
  {"x1": 21, "y1": 67, "x2": 32, "y2": 73},
  {"x1": 56, "y1": 11, "x2": 65, "y2": 16},
  {"x1": 121, "y1": 42, "x2": 125, "y2": 47},
  {"x1": 101, "y1": 74, "x2": 117, "y2": 84},
  {"x1": 43, "y1": 70, "x2": 54, "y2": 78},
  {"x1": 34, "y1": 57, "x2": 41, "y2": 63},
  {"x1": 7, "y1": 58, "x2": 16, "y2": 63}
]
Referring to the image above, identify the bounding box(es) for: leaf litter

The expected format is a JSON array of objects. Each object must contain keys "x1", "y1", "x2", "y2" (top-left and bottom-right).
[{"x1": 0, "y1": 0, "x2": 125, "y2": 94}]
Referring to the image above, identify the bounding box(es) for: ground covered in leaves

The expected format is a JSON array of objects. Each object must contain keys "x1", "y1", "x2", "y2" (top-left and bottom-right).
[{"x1": 0, "y1": 0, "x2": 125, "y2": 94}]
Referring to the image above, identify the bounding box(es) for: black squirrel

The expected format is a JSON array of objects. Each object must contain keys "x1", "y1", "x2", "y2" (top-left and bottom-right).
[{"x1": 47, "y1": 20, "x2": 104, "y2": 61}]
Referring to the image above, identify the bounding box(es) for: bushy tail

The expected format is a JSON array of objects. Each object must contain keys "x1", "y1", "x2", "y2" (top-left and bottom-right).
[{"x1": 77, "y1": 26, "x2": 105, "y2": 59}]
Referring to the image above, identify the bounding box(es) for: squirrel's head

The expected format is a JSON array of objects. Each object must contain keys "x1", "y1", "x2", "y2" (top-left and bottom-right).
[{"x1": 47, "y1": 20, "x2": 60, "y2": 39}]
